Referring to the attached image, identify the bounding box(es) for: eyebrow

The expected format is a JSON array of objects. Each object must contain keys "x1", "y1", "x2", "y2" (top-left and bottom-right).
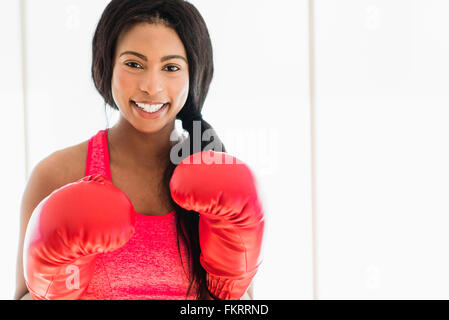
[{"x1": 119, "y1": 51, "x2": 187, "y2": 63}]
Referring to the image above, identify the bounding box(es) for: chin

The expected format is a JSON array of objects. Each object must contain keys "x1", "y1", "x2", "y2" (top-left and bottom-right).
[{"x1": 132, "y1": 119, "x2": 175, "y2": 135}]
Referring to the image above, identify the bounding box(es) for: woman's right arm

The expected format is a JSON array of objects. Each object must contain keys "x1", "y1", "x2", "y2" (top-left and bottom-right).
[{"x1": 14, "y1": 152, "x2": 67, "y2": 300}]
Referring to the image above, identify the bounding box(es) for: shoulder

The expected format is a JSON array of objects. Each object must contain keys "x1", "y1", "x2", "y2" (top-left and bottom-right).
[
  {"x1": 33, "y1": 139, "x2": 89, "y2": 189},
  {"x1": 20, "y1": 139, "x2": 90, "y2": 226}
]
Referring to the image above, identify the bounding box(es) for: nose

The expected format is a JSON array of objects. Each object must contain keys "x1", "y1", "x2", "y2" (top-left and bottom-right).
[{"x1": 139, "y1": 71, "x2": 163, "y2": 96}]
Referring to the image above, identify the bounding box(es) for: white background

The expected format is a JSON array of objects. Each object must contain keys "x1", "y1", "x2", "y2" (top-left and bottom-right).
[{"x1": 1, "y1": 0, "x2": 448, "y2": 300}]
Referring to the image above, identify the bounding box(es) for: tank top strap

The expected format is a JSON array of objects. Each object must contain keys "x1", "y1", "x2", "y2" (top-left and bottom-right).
[{"x1": 85, "y1": 128, "x2": 112, "y2": 181}]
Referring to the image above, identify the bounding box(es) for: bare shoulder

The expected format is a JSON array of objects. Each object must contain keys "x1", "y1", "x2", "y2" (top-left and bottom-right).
[
  {"x1": 28, "y1": 139, "x2": 89, "y2": 195},
  {"x1": 50, "y1": 139, "x2": 89, "y2": 184},
  {"x1": 23, "y1": 139, "x2": 89, "y2": 211},
  {"x1": 31, "y1": 141, "x2": 87, "y2": 186}
]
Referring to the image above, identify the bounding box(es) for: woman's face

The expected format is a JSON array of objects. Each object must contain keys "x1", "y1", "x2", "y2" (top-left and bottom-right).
[{"x1": 111, "y1": 22, "x2": 189, "y2": 133}]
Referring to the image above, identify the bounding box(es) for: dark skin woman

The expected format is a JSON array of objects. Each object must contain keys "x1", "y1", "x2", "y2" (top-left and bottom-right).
[{"x1": 15, "y1": 0, "x2": 260, "y2": 300}]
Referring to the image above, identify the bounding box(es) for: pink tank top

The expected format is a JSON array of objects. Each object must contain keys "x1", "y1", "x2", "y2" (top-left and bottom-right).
[{"x1": 79, "y1": 129, "x2": 197, "y2": 300}]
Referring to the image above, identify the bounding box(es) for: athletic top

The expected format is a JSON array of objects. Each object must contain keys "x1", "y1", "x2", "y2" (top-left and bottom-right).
[{"x1": 79, "y1": 129, "x2": 196, "y2": 300}]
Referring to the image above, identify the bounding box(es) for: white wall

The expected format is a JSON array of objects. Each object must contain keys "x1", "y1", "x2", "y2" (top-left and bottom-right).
[
  {"x1": 0, "y1": 0, "x2": 26, "y2": 300},
  {"x1": 313, "y1": 0, "x2": 449, "y2": 299},
  {"x1": 189, "y1": 0, "x2": 312, "y2": 299},
  {"x1": 2, "y1": 0, "x2": 447, "y2": 300}
]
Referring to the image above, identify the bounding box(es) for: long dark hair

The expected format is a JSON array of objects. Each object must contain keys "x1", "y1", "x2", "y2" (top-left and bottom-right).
[{"x1": 91, "y1": 0, "x2": 226, "y2": 299}]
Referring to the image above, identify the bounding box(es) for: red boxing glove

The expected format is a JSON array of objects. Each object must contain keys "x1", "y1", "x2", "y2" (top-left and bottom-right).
[
  {"x1": 23, "y1": 174, "x2": 136, "y2": 300},
  {"x1": 169, "y1": 151, "x2": 265, "y2": 300}
]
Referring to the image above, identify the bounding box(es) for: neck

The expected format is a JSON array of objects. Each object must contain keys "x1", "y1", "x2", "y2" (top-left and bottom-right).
[{"x1": 108, "y1": 117, "x2": 180, "y2": 172}]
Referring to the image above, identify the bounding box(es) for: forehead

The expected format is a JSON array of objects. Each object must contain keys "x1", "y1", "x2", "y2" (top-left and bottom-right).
[{"x1": 116, "y1": 22, "x2": 186, "y2": 57}]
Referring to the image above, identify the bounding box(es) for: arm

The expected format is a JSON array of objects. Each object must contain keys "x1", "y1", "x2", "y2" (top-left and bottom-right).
[
  {"x1": 24, "y1": 174, "x2": 136, "y2": 300},
  {"x1": 14, "y1": 154, "x2": 63, "y2": 300},
  {"x1": 170, "y1": 151, "x2": 265, "y2": 300},
  {"x1": 15, "y1": 151, "x2": 136, "y2": 300}
]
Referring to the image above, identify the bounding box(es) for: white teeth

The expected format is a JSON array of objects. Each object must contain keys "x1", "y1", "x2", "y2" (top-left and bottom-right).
[{"x1": 135, "y1": 102, "x2": 165, "y2": 113}]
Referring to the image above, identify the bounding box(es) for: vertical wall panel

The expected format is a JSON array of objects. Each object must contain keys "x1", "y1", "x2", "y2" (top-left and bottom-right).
[
  {"x1": 25, "y1": 0, "x2": 110, "y2": 173},
  {"x1": 314, "y1": 0, "x2": 449, "y2": 298},
  {"x1": 0, "y1": 0, "x2": 26, "y2": 299},
  {"x1": 191, "y1": 0, "x2": 313, "y2": 299}
]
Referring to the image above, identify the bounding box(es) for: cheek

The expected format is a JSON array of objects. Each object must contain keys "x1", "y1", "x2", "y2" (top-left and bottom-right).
[
  {"x1": 112, "y1": 67, "x2": 133, "y2": 98},
  {"x1": 171, "y1": 75, "x2": 189, "y2": 104}
]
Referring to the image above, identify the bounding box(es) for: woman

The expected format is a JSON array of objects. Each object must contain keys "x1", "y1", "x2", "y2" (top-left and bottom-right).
[{"x1": 15, "y1": 0, "x2": 264, "y2": 300}]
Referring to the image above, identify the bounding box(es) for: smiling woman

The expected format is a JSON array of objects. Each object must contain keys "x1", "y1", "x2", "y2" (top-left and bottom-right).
[{"x1": 17, "y1": 0, "x2": 263, "y2": 301}]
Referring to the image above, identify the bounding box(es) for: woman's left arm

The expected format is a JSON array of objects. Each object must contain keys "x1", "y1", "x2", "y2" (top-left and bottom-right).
[{"x1": 170, "y1": 151, "x2": 264, "y2": 300}]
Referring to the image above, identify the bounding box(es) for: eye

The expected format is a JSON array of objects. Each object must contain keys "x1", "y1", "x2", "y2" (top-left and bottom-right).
[
  {"x1": 164, "y1": 65, "x2": 180, "y2": 72},
  {"x1": 125, "y1": 61, "x2": 143, "y2": 69}
]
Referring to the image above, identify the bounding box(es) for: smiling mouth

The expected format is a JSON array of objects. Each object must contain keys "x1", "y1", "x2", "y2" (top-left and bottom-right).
[{"x1": 131, "y1": 100, "x2": 169, "y2": 113}]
